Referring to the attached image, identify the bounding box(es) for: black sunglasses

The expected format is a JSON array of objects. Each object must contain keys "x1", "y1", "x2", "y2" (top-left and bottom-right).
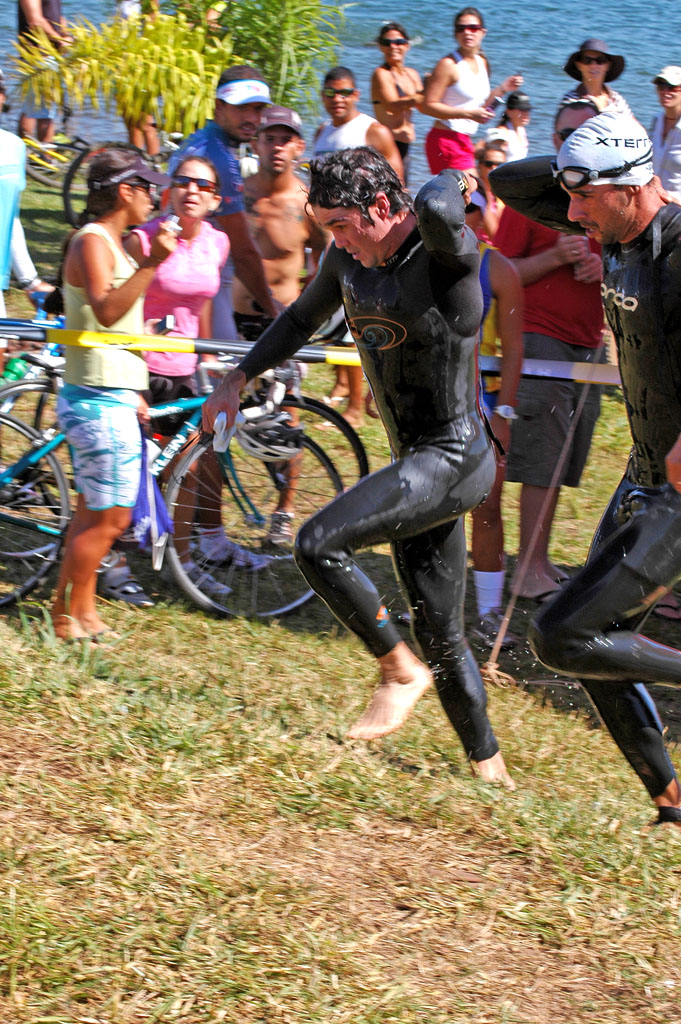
[
  {"x1": 129, "y1": 180, "x2": 153, "y2": 194},
  {"x1": 579, "y1": 55, "x2": 610, "y2": 66},
  {"x1": 322, "y1": 87, "x2": 355, "y2": 98},
  {"x1": 171, "y1": 175, "x2": 216, "y2": 193},
  {"x1": 455, "y1": 22, "x2": 483, "y2": 32},
  {"x1": 380, "y1": 37, "x2": 408, "y2": 45}
]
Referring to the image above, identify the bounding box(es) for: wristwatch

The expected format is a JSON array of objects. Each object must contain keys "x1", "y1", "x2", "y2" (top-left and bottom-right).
[{"x1": 494, "y1": 405, "x2": 517, "y2": 420}]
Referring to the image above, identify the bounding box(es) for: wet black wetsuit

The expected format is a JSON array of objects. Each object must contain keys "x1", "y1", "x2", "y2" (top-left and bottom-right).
[
  {"x1": 491, "y1": 157, "x2": 681, "y2": 798},
  {"x1": 237, "y1": 170, "x2": 499, "y2": 761}
]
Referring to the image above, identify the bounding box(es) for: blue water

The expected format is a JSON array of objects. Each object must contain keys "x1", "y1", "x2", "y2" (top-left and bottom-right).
[{"x1": 0, "y1": 0, "x2": 668, "y2": 190}]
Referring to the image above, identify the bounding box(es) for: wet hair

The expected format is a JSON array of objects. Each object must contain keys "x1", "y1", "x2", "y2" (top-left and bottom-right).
[
  {"x1": 453, "y1": 7, "x2": 485, "y2": 31},
  {"x1": 375, "y1": 21, "x2": 410, "y2": 42},
  {"x1": 308, "y1": 147, "x2": 413, "y2": 221},
  {"x1": 323, "y1": 66, "x2": 356, "y2": 88},
  {"x1": 174, "y1": 154, "x2": 221, "y2": 192},
  {"x1": 80, "y1": 145, "x2": 145, "y2": 225},
  {"x1": 554, "y1": 98, "x2": 600, "y2": 130},
  {"x1": 218, "y1": 64, "x2": 267, "y2": 87}
]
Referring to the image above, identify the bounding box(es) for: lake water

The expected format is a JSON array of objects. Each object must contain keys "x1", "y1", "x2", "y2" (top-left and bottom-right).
[{"x1": 0, "y1": 0, "x2": 669, "y2": 190}]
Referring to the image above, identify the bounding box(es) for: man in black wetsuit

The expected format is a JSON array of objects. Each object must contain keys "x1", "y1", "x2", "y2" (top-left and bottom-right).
[
  {"x1": 490, "y1": 110, "x2": 681, "y2": 824},
  {"x1": 204, "y1": 147, "x2": 514, "y2": 787}
]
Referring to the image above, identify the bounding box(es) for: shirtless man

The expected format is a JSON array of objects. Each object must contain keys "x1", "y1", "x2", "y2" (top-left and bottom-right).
[
  {"x1": 233, "y1": 105, "x2": 326, "y2": 323},
  {"x1": 204, "y1": 148, "x2": 513, "y2": 787}
]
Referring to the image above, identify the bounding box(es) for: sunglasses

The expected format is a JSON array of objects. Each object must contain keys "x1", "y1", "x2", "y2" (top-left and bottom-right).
[
  {"x1": 129, "y1": 180, "x2": 153, "y2": 194},
  {"x1": 656, "y1": 81, "x2": 681, "y2": 91},
  {"x1": 455, "y1": 23, "x2": 483, "y2": 32},
  {"x1": 322, "y1": 87, "x2": 355, "y2": 98},
  {"x1": 171, "y1": 175, "x2": 217, "y2": 193},
  {"x1": 578, "y1": 55, "x2": 610, "y2": 66},
  {"x1": 380, "y1": 37, "x2": 408, "y2": 45},
  {"x1": 551, "y1": 147, "x2": 652, "y2": 190},
  {"x1": 482, "y1": 159, "x2": 504, "y2": 168}
]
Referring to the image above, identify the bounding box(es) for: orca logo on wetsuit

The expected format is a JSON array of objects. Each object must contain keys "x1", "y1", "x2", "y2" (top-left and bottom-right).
[
  {"x1": 600, "y1": 284, "x2": 639, "y2": 311},
  {"x1": 348, "y1": 316, "x2": 408, "y2": 351}
]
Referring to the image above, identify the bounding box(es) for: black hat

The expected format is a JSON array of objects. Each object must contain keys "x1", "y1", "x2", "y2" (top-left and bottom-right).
[
  {"x1": 506, "y1": 91, "x2": 531, "y2": 110},
  {"x1": 94, "y1": 155, "x2": 170, "y2": 190},
  {"x1": 257, "y1": 105, "x2": 304, "y2": 138},
  {"x1": 564, "y1": 39, "x2": 625, "y2": 83}
]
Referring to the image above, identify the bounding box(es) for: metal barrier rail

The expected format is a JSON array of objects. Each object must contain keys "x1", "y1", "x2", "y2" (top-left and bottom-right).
[{"x1": 0, "y1": 320, "x2": 622, "y2": 387}]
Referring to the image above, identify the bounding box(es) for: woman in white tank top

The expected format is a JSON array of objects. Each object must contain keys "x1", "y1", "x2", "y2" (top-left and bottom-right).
[{"x1": 421, "y1": 6, "x2": 523, "y2": 173}]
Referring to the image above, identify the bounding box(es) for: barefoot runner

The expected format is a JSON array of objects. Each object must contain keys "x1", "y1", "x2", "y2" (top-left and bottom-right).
[{"x1": 204, "y1": 147, "x2": 513, "y2": 786}]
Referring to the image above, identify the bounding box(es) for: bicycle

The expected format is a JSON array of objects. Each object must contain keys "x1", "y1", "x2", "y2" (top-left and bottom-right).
[{"x1": 0, "y1": 375, "x2": 356, "y2": 618}]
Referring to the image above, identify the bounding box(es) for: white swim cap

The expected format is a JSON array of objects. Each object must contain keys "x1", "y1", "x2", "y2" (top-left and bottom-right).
[{"x1": 556, "y1": 111, "x2": 653, "y2": 188}]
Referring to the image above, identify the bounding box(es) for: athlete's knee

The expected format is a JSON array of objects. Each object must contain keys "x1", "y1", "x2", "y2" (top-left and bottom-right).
[{"x1": 293, "y1": 514, "x2": 343, "y2": 577}]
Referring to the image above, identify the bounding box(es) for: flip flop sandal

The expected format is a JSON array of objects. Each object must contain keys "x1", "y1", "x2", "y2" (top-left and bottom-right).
[{"x1": 99, "y1": 575, "x2": 155, "y2": 608}]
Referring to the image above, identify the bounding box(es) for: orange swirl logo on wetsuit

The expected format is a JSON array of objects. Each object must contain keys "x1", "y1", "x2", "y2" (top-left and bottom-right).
[{"x1": 348, "y1": 316, "x2": 408, "y2": 351}]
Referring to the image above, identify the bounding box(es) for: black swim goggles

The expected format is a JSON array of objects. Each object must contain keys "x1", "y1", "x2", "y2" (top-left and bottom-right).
[{"x1": 551, "y1": 145, "x2": 653, "y2": 190}]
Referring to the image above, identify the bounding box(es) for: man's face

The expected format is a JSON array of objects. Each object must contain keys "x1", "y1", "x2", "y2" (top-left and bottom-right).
[
  {"x1": 564, "y1": 182, "x2": 632, "y2": 244},
  {"x1": 255, "y1": 126, "x2": 304, "y2": 174},
  {"x1": 214, "y1": 99, "x2": 267, "y2": 142},
  {"x1": 313, "y1": 203, "x2": 391, "y2": 267},
  {"x1": 321, "y1": 77, "x2": 358, "y2": 125}
]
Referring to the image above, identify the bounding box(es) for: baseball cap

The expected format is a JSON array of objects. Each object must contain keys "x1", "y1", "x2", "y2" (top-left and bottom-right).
[
  {"x1": 653, "y1": 66, "x2": 681, "y2": 88},
  {"x1": 215, "y1": 79, "x2": 272, "y2": 106},
  {"x1": 506, "y1": 91, "x2": 531, "y2": 111},
  {"x1": 257, "y1": 105, "x2": 304, "y2": 137},
  {"x1": 93, "y1": 155, "x2": 170, "y2": 190},
  {"x1": 555, "y1": 111, "x2": 653, "y2": 189}
]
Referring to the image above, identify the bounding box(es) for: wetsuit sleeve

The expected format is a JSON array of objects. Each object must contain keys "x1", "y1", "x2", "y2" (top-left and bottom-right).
[
  {"x1": 237, "y1": 246, "x2": 344, "y2": 381},
  {"x1": 489, "y1": 155, "x2": 583, "y2": 235},
  {"x1": 414, "y1": 169, "x2": 479, "y2": 268}
]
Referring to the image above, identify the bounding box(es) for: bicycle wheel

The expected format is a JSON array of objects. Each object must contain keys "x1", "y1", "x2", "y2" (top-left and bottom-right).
[
  {"x1": 0, "y1": 412, "x2": 70, "y2": 605},
  {"x1": 25, "y1": 135, "x2": 88, "y2": 190},
  {"x1": 165, "y1": 432, "x2": 342, "y2": 617},
  {"x1": 281, "y1": 394, "x2": 369, "y2": 485},
  {"x1": 0, "y1": 378, "x2": 61, "y2": 432}
]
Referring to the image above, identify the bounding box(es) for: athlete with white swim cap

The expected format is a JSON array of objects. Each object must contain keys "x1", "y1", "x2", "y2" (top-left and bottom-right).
[{"x1": 491, "y1": 111, "x2": 681, "y2": 825}]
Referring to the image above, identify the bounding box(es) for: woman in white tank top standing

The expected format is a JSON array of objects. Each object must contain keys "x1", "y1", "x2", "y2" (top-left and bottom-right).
[{"x1": 421, "y1": 7, "x2": 523, "y2": 173}]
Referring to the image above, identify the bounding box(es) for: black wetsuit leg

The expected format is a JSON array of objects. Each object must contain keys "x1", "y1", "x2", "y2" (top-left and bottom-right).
[
  {"x1": 294, "y1": 438, "x2": 499, "y2": 761},
  {"x1": 529, "y1": 475, "x2": 681, "y2": 797}
]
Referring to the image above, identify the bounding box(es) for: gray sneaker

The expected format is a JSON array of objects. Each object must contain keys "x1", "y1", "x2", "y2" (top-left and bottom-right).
[
  {"x1": 183, "y1": 560, "x2": 232, "y2": 601},
  {"x1": 266, "y1": 511, "x2": 294, "y2": 547},
  {"x1": 197, "y1": 529, "x2": 271, "y2": 570},
  {"x1": 472, "y1": 608, "x2": 518, "y2": 651}
]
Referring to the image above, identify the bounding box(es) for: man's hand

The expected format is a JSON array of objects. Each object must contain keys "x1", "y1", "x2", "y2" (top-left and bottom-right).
[
  {"x1": 202, "y1": 368, "x2": 247, "y2": 434},
  {"x1": 666, "y1": 433, "x2": 681, "y2": 493},
  {"x1": 554, "y1": 233, "x2": 590, "y2": 266},
  {"x1": 573, "y1": 252, "x2": 602, "y2": 283}
]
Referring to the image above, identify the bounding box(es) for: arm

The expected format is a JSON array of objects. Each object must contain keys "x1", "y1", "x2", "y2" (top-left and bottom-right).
[
  {"x1": 20, "y1": 0, "x2": 67, "y2": 42},
  {"x1": 67, "y1": 229, "x2": 175, "y2": 328},
  {"x1": 199, "y1": 299, "x2": 212, "y2": 341},
  {"x1": 420, "y1": 57, "x2": 491, "y2": 125},
  {"x1": 365, "y1": 122, "x2": 404, "y2": 181},
  {"x1": 509, "y1": 232, "x2": 593, "y2": 286},
  {"x1": 216, "y1": 210, "x2": 277, "y2": 318},
  {"x1": 371, "y1": 67, "x2": 423, "y2": 125},
  {"x1": 415, "y1": 169, "x2": 478, "y2": 268},
  {"x1": 488, "y1": 155, "x2": 583, "y2": 234},
  {"x1": 202, "y1": 247, "x2": 343, "y2": 432},
  {"x1": 484, "y1": 73, "x2": 524, "y2": 107},
  {"x1": 488, "y1": 250, "x2": 523, "y2": 450}
]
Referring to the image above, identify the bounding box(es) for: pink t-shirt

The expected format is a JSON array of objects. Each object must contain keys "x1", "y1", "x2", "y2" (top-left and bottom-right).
[{"x1": 133, "y1": 217, "x2": 229, "y2": 376}]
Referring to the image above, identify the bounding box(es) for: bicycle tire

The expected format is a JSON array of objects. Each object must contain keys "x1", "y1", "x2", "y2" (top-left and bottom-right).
[
  {"x1": 0, "y1": 412, "x2": 70, "y2": 606},
  {"x1": 281, "y1": 394, "x2": 369, "y2": 485},
  {"x1": 165, "y1": 431, "x2": 342, "y2": 618},
  {"x1": 0, "y1": 378, "x2": 61, "y2": 432},
  {"x1": 25, "y1": 137, "x2": 88, "y2": 190}
]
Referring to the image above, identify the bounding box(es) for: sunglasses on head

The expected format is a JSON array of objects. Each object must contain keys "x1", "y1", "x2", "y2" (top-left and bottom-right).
[
  {"x1": 323, "y1": 87, "x2": 355, "y2": 98},
  {"x1": 551, "y1": 147, "x2": 652, "y2": 189},
  {"x1": 380, "y1": 36, "x2": 408, "y2": 45},
  {"x1": 171, "y1": 175, "x2": 216, "y2": 193},
  {"x1": 455, "y1": 22, "x2": 483, "y2": 32},
  {"x1": 579, "y1": 55, "x2": 610, "y2": 66}
]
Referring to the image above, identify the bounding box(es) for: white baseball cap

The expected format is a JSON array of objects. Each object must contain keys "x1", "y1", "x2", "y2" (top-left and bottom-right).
[
  {"x1": 653, "y1": 66, "x2": 681, "y2": 88},
  {"x1": 554, "y1": 110, "x2": 653, "y2": 189}
]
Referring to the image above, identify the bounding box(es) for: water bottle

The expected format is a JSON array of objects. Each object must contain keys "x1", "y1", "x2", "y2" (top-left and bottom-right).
[
  {"x1": 1, "y1": 356, "x2": 30, "y2": 382},
  {"x1": 29, "y1": 291, "x2": 48, "y2": 321}
]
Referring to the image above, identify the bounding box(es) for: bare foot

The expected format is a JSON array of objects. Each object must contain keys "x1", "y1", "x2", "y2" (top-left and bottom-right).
[
  {"x1": 343, "y1": 409, "x2": 365, "y2": 430},
  {"x1": 79, "y1": 611, "x2": 110, "y2": 636},
  {"x1": 471, "y1": 751, "x2": 516, "y2": 790},
  {"x1": 52, "y1": 613, "x2": 91, "y2": 641},
  {"x1": 346, "y1": 664, "x2": 433, "y2": 740}
]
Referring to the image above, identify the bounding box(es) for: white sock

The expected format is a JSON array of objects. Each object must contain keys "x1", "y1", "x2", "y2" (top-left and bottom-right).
[{"x1": 473, "y1": 569, "x2": 505, "y2": 616}]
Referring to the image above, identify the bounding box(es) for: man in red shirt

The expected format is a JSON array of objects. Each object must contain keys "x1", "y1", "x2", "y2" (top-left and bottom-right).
[{"x1": 494, "y1": 99, "x2": 604, "y2": 600}]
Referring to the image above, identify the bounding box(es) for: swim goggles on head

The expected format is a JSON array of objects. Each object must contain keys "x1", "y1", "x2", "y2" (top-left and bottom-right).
[{"x1": 551, "y1": 145, "x2": 653, "y2": 189}]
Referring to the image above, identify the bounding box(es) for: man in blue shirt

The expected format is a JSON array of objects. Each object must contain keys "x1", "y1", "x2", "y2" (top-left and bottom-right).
[{"x1": 170, "y1": 65, "x2": 279, "y2": 340}]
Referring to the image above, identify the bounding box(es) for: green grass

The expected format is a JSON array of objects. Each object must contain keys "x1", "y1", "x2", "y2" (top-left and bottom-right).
[{"x1": 1, "y1": 182, "x2": 680, "y2": 1024}]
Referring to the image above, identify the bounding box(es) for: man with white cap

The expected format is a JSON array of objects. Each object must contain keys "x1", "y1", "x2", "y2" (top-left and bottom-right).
[
  {"x1": 490, "y1": 110, "x2": 681, "y2": 826},
  {"x1": 169, "y1": 65, "x2": 278, "y2": 340},
  {"x1": 650, "y1": 66, "x2": 681, "y2": 200}
]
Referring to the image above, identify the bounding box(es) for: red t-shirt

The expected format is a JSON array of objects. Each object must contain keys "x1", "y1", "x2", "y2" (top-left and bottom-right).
[{"x1": 494, "y1": 206, "x2": 603, "y2": 349}]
